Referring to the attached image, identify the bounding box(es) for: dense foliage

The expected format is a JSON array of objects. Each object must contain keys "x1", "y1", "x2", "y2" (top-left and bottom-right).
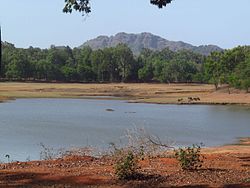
[
  {"x1": 1, "y1": 42, "x2": 250, "y2": 92},
  {"x1": 205, "y1": 46, "x2": 250, "y2": 92}
]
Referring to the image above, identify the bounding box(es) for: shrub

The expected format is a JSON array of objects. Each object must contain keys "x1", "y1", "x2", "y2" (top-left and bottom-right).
[
  {"x1": 114, "y1": 151, "x2": 139, "y2": 180},
  {"x1": 39, "y1": 143, "x2": 95, "y2": 160},
  {"x1": 39, "y1": 143, "x2": 57, "y2": 160},
  {"x1": 174, "y1": 144, "x2": 204, "y2": 170},
  {"x1": 111, "y1": 127, "x2": 173, "y2": 180}
]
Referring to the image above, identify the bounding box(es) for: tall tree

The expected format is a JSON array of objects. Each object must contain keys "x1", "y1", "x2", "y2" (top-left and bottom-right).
[
  {"x1": 63, "y1": 0, "x2": 173, "y2": 15},
  {"x1": 114, "y1": 44, "x2": 134, "y2": 82},
  {"x1": 5, "y1": 50, "x2": 31, "y2": 79},
  {"x1": 76, "y1": 47, "x2": 94, "y2": 81},
  {"x1": 90, "y1": 49, "x2": 104, "y2": 81},
  {"x1": 205, "y1": 51, "x2": 224, "y2": 90},
  {"x1": 233, "y1": 56, "x2": 250, "y2": 92},
  {"x1": 0, "y1": 26, "x2": 2, "y2": 77},
  {"x1": 102, "y1": 47, "x2": 118, "y2": 82}
]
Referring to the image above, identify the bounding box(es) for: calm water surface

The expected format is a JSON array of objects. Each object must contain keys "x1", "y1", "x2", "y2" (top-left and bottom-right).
[{"x1": 0, "y1": 98, "x2": 250, "y2": 161}]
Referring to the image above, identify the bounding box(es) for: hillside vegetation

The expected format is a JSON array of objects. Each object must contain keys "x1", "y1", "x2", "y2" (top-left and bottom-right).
[{"x1": 81, "y1": 32, "x2": 222, "y2": 55}]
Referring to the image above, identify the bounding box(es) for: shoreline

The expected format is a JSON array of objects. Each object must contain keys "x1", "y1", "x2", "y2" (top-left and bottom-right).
[
  {"x1": 0, "y1": 82, "x2": 249, "y2": 106},
  {"x1": 3, "y1": 96, "x2": 250, "y2": 106},
  {"x1": 0, "y1": 138, "x2": 249, "y2": 187}
]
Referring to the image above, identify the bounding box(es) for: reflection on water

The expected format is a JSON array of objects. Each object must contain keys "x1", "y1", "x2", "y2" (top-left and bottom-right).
[{"x1": 0, "y1": 98, "x2": 249, "y2": 161}]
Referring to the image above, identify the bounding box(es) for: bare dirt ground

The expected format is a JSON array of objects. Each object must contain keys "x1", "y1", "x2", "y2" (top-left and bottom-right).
[
  {"x1": 0, "y1": 82, "x2": 250, "y2": 105},
  {"x1": 0, "y1": 140, "x2": 250, "y2": 188}
]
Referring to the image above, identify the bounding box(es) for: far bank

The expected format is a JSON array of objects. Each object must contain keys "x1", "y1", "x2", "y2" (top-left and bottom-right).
[{"x1": 0, "y1": 82, "x2": 250, "y2": 105}]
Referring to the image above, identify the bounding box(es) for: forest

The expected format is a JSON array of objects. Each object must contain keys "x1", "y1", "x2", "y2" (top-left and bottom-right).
[{"x1": 1, "y1": 42, "x2": 250, "y2": 92}]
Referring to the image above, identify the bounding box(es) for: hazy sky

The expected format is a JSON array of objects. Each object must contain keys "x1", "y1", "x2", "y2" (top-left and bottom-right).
[{"x1": 0, "y1": 0, "x2": 249, "y2": 49}]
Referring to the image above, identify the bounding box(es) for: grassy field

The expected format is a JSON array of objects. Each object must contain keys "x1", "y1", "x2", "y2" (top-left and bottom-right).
[{"x1": 0, "y1": 82, "x2": 250, "y2": 105}]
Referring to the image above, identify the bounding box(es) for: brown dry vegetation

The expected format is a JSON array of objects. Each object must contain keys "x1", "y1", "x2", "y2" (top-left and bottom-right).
[
  {"x1": 0, "y1": 141, "x2": 250, "y2": 188},
  {"x1": 0, "y1": 82, "x2": 250, "y2": 105}
]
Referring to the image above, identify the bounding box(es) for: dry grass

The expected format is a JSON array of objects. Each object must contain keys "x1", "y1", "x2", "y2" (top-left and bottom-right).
[{"x1": 0, "y1": 82, "x2": 249, "y2": 105}]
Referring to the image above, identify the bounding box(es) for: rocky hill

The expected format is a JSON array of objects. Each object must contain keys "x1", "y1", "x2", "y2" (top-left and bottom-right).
[{"x1": 80, "y1": 32, "x2": 223, "y2": 55}]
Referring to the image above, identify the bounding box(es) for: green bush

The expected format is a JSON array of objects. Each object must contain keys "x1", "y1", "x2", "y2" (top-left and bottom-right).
[
  {"x1": 114, "y1": 151, "x2": 139, "y2": 180},
  {"x1": 174, "y1": 144, "x2": 204, "y2": 170},
  {"x1": 111, "y1": 127, "x2": 173, "y2": 180}
]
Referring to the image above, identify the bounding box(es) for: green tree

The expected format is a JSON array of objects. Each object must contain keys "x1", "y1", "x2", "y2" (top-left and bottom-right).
[
  {"x1": 222, "y1": 46, "x2": 249, "y2": 73},
  {"x1": 114, "y1": 44, "x2": 134, "y2": 82},
  {"x1": 221, "y1": 46, "x2": 250, "y2": 90},
  {"x1": 137, "y1": 48, "x2": 155, "y2": 82},
  {"x1": 90, "y1": 49, "x2": 104, "y2": 82},
  {"x1": 5, "y1": 50, "x2": 31, "y2": 79},
  {"x1": 33, "y1": 59, "x2": 54, "y2": 80},
  {"x1": 235, "y1": 56, "x2": 250, "y2": 92},
  {"x1": 76, "y1": 47, "x2": 94, "y2": 81},
  {"x1": 159, "y1": 59, "x2": 198, "y2": 83},
  {"x1": 1, "y1": 42, "x2": 15, "y2": 77},
  {"x1": 138, "y1": 62, "x2": 154, "y2": 82},
  {"x1": 205, "y1": 51, "x2": 224, "y2": 90},
  {"x1": 152, "y1": 59, "x2": 165, "y2": 82},
  {"x1": 160, "y1": 60, "x2": 179, "y2": 83},
  {"x1": 101, "y1": 47, "x2": 119, "y2": 82},
  {"x1": 0, "y1": 26, "x2": 2, "y2": 76},
  {"x1": 128, "y1": 58, "x2": 141, "y2": 82},
  {"x1": 61, "y1": 65, "x2": 78, "y2": 81},
  {"x1": 192, "y1": 63, "x2": 206, "y2": 83}
]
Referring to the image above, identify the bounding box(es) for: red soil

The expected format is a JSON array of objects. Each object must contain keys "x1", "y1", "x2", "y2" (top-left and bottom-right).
[{"x1": 0, "y1": 144, "x2": 250, "y2": 188}]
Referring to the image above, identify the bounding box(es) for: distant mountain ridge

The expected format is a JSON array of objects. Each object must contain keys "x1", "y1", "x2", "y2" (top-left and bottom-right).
[{"x1": 80, "y1": 32, "x2": 223, "y2": 56}]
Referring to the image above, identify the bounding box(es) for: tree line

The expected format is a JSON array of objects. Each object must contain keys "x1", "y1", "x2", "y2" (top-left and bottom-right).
[{"x1": 1, "y1": 42, "x2": 250, "y2": 92}]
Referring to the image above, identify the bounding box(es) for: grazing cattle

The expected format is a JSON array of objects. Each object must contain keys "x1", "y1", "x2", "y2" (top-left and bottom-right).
[
  {"x1": 193, "y1": 97, "x2": 200, "y2": 101},
  {"x1": 178, "y1": 98, "x2": 183, "y2": 102},
  {"x1": 188, "y1": 97, "x2": 200, "y2": 102}
]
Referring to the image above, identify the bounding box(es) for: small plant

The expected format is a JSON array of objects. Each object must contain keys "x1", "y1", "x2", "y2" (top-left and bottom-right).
[
  {"x1": 174, "y1": 144, "x2": 204, "y2": 170},
  {"x1": 111, "y1": 127, "x2": 173, "y2": 180},
  {"x1": 5, "y1": 154, "x2": 10, "y2": 163},
  {"x1": 114, "y1": 151, "x2": 139, "y2": 180}
]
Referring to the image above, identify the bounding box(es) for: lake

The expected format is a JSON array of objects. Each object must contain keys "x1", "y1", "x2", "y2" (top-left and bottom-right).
[{"x1": 0, "y1": 98, "x2": 250, "y2": 162}]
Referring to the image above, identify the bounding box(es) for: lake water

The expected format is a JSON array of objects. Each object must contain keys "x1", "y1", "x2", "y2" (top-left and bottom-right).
[{"x1": 0, "y1": 98, "x2": 250, "y2": 162}]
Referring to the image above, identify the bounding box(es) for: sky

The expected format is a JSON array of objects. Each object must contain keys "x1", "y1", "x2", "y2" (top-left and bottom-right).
[{"x1": 0, "y1": 0, "x2": 250, "y2": 49}]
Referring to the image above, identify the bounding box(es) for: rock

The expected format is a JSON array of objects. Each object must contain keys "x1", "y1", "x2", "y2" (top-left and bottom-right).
[{"x1": 106, "y1": 108, "x2": 115, "y2": 112}]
